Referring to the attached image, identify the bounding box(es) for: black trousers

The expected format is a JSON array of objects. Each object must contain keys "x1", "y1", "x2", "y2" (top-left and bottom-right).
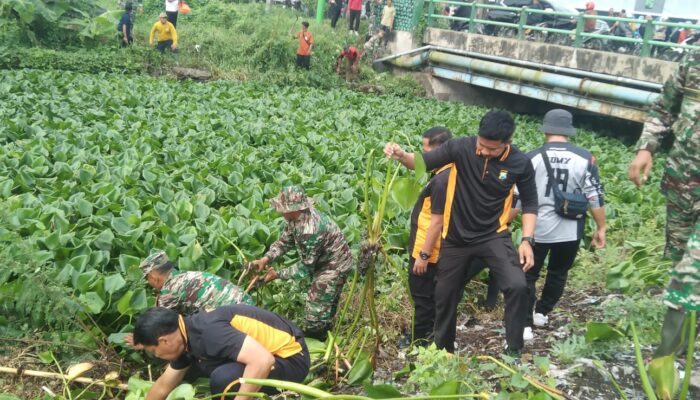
[
  {"x1": 525, "y1": 240, "x2": 580, "y2": 327},
  {"x1": 296, "y1": 54, "x2": 310, "y2": 69},
  {"x1": 330, "y1": 4, "x2": 343, "y2": 28},
  {"x1": 408, "y1": 257, "x2": 438, "y2": 345},
  {"x1": 434, "y1": 236, "x2": 528, "y2": 352},
  {"x1": 208, "y1": 341, "x2": 310, "y2": 399},
  {"x1": 120, "y1": 35, "x2": 133, "y2": 47},
  {"x1": 348, "y1": 10, "x2": 361, "y2": 31},
  {"x1": 166, "y1": 10, "x2": 178, "y2": 27},
  {"x1": 409, "y1": 257, "x2": 492, "y2": 345},
  {"x1": 156, "y1": 40, "x2": 176, "y2": 53}
]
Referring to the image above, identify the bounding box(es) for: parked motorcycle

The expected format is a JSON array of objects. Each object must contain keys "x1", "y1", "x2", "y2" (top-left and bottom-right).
[
  {"x1": 660, "y1": 32, "x2": 700, "y2": 62},
  {"x1": 581, "y1": 19, "x2": 610, "y2": 50}
]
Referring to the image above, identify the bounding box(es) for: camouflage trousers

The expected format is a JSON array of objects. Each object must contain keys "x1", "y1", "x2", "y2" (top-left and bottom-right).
[
  {"x1": 663, "y1": 180, "x2": 700, "y2": 311},
  {"x1": 304, "y1": 259, "x2": 353, "y2": 332}
]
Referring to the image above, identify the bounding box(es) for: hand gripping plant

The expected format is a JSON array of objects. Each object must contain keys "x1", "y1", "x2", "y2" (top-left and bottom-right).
[{"x1": 321, "y1": 148, "x2": 402, "y2": 383}]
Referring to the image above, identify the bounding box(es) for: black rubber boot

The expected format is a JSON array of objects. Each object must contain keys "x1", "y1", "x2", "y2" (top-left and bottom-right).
[
  {"x1": 653, "y1": 307, "x2": 699, "y2": 358},
  {"x1": 304, "y1": 328, "x2": 329, "y2": 342}
]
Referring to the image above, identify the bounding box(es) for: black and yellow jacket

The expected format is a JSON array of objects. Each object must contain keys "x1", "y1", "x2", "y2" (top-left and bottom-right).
[
  {"x1": 422, "y1": 136, "x2": 538, "y2": 245},
  {"x1": 408, "y1": 164, "x2": 454, "y2": 263}
]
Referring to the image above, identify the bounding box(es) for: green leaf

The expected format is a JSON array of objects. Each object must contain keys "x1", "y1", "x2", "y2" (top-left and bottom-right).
[
  {"x1": 117, "y1": 290, "x2": 134, "y2": 315},
  {"x1": 194, "y1": 202, "x2": 210, "y2": 220},
  {"x1": 43, "y1": 231, "x2": 60, "y2": 250},
  {"x1": 390, "y1": 177, "x2": 422, "y2": 210},
  {"x1": 363, "y1": 383, "x2": 403, "y2": 399},
  {"x1": 414, "y1": 151, "x2": 427, "y2": 181},
  {"x1": 111, "y1": 216, "x2": 131, "y2": 235},
  {"x1": 119, "y1": 254, "x2": 141, "y2": 273},
  {"x1": 392, "y1": 363, "x2": 413, "y2": 379},
  {"x1": 346, "y1": 357, "x2": 373, "y2": 385},
  {"x1": 188, "y1": 241, "x2": 203, "y2": 262},
  {"x1": 79, "y1": 292, "x2": 105, "y2": 314},
  {"x1": 534, "y1": 356, "x2": 550, "y2": 374},
  {"x1": 510, "y1": 373, "x2": 530, "y2": 389},
  {"x1": 129, "y1": 288, "x2": 148, "y2": 312},
  {"x1": 108, "y1": 332, "x2": 129, "y2": 345},
  {"x1": 585, "y1": 322, "x2": 625, "y2": 343},
  {"x1": 11, "y1": 0, "x2": 37, "y2": 24},
  {"x1": 142, "y1": 169, "x2": 157, "y2": 182},
  {"x1": 605, "y1": 273, "x2": 631, "y2": 290},
  {"x1": 94, "y1": 229, "x2": 114, "y2": 251},
  {"x1": 75, "y1": 270, "x2": 99, "y2": 293},
  {"x1": 648, "y1": 355, "x2": 680, "y2": 399},
  {"x1": 430, "y1": 380, "x2": 461, "y2": 397},
  {"x1": 177, "y1": 199, "x2": 193, "y2": 220},
  {"x1": 304, "y1": 338, "x2": 326, "y2": 356},
  {"x1": 69, "y1": 254, "x2": 90, "y2": 271},
  {"x1": 159, "y1": 186, "x2": 175, "y2": 202},
  {"x1": 166, "y1": 384, "x2": 196, "y2": 400},
  {"x1": 207, "y1": 257, "x2": 225, "y2": 273},
  {"x1": 127, "y1": 376, "x2": 153, "y2": 392},
  {"x1": 37, "y1": 351, "x2": 54, "y2": 364},
  {"x1": 76, "y1": 198, "x2": 93, "y2": 217},
  {"x1": 104, "y1": 274, "x2": 126, "y2": 294},
  {"x1": 0, "y1": 395, "x2": 22, "y2": 400}
]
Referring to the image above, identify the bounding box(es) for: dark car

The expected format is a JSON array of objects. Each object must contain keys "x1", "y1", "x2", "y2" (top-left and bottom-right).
[{"x1": 486, "y1": 0, "x2": 577, "y2": 33}]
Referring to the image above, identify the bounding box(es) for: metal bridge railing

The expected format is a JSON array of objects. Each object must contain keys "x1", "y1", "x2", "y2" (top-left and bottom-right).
[{"x1": 424, "y1": 1, "x2": 700, "y2": 59}]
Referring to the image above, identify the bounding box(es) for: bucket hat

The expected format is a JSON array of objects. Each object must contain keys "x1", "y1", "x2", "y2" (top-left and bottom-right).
[
  {"x1": 270, "y1": 186, "x2": 313, "y2": 213},
  {"x1": 540, "y1": 109, "x2": 576, "y2": 136},
  {"x1": 140, "y1": 250, "x2": 170, "y2": 276}
]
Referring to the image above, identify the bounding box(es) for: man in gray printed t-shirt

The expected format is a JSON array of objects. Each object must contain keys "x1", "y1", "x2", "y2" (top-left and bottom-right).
[{"x1": 513, "y1": 109, "x2": 606, "y2": 341}]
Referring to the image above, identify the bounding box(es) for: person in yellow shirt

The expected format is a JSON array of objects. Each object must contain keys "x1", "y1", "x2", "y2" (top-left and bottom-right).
[{"x1": 149, "y1": 12, "x2": 178, "y2": 53}]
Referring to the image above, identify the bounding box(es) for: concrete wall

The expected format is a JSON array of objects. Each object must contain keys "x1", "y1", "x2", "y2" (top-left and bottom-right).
[
  {"x1": 388, "y1": 31, "x2": 421, "y2": 54},
  {"x1": 423, "y1": 28, "x2": 677, "y2": 85}
]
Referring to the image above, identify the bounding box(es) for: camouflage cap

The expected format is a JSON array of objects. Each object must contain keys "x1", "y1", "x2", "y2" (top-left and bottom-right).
[
  {"x1": 140, "y1": 251, "x2": 170, "y2": 276},
  {"x1": 270, "y1": 186, "x2": 314, "y2": 213}
]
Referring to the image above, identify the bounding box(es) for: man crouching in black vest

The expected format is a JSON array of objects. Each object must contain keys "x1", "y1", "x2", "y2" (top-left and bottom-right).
[{"x1": 133, "y1": 305, "x2": 310, "y2": 400}]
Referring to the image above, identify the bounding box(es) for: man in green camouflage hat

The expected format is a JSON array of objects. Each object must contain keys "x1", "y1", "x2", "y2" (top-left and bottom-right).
[
  {"x1": 140, "y1": 251, "x2": 254, "y2": 313},
  {"x1": 253, "y1": 186, "x2": 353, "y2": 340},
  {"x1": 125, "y1": 250, "x2": 254, "y2": 349},
  {"x1": 628, "y1": 51, "x2": 700, "y2": 360}
]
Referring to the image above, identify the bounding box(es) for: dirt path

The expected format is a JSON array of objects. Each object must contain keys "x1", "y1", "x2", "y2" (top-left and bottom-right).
[{"x1": 371, "y1": 283, "x2": 700, "y2": 399}]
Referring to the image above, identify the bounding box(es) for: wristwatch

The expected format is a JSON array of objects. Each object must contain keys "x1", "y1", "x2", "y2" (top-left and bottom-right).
[
  {"x1": 418, "y1": 251, "x2": 430, "y2": 261},
  {"x1": 521, "y1": 236, "x2": 535, "y2": 246}
]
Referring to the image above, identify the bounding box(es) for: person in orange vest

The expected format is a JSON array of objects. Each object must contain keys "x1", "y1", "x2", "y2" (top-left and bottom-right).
[{"x1": 293, "y1": 21, "x2": 314, "y2": 70}]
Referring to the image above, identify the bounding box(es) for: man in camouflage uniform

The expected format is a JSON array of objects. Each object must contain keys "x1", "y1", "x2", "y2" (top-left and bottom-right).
[
  {"x1": 140, "y1": 251, "x2": 254, "y2": 314},
  {"x1": 253, "y1": 186, "x2": 353, "y2": 340},
  {"x1": 628, "y1": 50, "x2": 700, "y2": 358},
  {"x1": 125, "y1": 251, "x2": 254, "y2": 349}
]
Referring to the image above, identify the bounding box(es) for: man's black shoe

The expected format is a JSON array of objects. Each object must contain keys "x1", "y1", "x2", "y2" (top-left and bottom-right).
[
  {"x1": 305, "y1": 329, "x2": 328, "y2": 342},
  {"x1": 397, "y1": 332, "x2": 412, "y2": 349},
  {"x1": 502, "y1": 345, "x2": 522, "y2": 364}
]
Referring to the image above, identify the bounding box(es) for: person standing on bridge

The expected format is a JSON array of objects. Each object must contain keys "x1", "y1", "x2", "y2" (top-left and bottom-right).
[
  {"x1": 628, "y1": 51, "x2": 700, "y2": 366},
  {"x1": 329, "y1": 0, "x2": 344, "y2": 29},
  {"x1": 583, "y1": 2, "x2": 597, "y2": 33},
  {"x1": 348, "y1": 0, "x2": 363, "y2": 35}
]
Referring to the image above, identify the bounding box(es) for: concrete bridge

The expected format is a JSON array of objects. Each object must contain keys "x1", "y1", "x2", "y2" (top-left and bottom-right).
[{"x1": 380, "y1": 27, "x2": 680, "y2": 122}]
